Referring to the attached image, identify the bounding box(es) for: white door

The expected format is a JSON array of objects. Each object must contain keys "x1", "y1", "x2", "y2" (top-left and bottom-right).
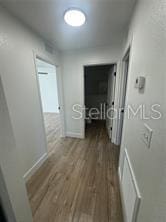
[{"x1": 106, "y1": 65, "x2": 116, "y2": 139}]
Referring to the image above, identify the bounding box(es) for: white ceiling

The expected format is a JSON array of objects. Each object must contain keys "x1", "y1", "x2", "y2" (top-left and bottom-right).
[{"x1": 1, "y1": 0, "x2": 136, "y2": 51}]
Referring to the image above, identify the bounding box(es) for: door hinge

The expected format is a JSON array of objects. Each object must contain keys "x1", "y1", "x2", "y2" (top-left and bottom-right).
[
  {"x1": 114, "y1": 72, "x2": 116, "y2": 76},
  {"x1": 112, "y1": 101, "x2": 114, "y2": 105}
]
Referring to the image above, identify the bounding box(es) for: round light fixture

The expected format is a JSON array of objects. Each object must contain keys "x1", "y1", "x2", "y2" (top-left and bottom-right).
[{"x1": 64, "y1": 9, "x2": 86, "y2": 27}]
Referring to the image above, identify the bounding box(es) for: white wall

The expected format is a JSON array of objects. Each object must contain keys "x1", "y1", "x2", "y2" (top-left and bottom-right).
[
  {"x1": 0, "y1": 166, "x2": 16, "y2": 222},
  {"x1": 61, "y1": 45, "x2": 123, "y2": 138},
  {"x1": 0, "y1": 77, "x2": 33, "y2": 222},
  {"x1": 0, "y1": 5, "x2": 60, "y2": 177},
  {"x1": 119, "y1": 0, "x2": 166, "y2": 221},
  {"x1": 37, "y1": 61, "x2": 59, "y2": 113}
]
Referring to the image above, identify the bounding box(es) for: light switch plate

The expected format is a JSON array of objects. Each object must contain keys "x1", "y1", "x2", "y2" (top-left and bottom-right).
[{"x1": 142, "y1": 123, "x2": 153, "y2": 148}]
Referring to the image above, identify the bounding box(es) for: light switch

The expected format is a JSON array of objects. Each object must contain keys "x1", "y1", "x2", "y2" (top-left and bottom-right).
[{"x1": 142, "y1": 123, "x2": 153, "y2": 148}]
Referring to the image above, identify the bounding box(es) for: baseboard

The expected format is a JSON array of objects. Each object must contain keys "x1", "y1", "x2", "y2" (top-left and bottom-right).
[
  {"x1": 118, "y1": 166, "x2": 127, "y2": 222},
  {"x1": 65, "y1": 132, "x2": 84, "y2": 139},
  {"x1": 23, "y1": 153, "x2": 48, "y2": 182},
  {"x1": 118, "y1": 166, "x2": 122, "y2": 181}
]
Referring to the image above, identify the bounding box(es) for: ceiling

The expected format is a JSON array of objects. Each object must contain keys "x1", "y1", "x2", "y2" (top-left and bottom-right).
[{"x1": 0, "y1": 0, "x2": 136, "y2": 51}]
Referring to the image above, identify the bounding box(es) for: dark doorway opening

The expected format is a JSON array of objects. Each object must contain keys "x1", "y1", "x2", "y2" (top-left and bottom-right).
[{"x1": 84, "y1": 64, "x2": 115, "y2": 137}]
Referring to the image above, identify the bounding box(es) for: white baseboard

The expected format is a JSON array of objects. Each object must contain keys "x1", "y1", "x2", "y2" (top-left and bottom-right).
[
  {"x1": 118, "y1": 167, "x2": 122, "y2": 182},
  {"x1": 65, "y1": 132, "x2": 84, "y2": 139},
  {"x1": 23, "y1": 153, "x2": 48, "y2": 182}
]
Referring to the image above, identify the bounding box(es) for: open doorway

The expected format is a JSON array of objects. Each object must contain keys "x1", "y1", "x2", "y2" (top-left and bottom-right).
[
  {"x1": 84, "y1": 64, "x2": 116, "y2": 137},
  {"x1": 35, "y1": 58, "x2": 62, "y2": 153}
]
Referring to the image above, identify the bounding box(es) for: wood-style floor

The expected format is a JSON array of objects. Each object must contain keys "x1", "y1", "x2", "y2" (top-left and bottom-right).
[
  {"x1": 26, "y1": 120, "x2": 123, "y2": 222},
  {"x1": 44, "y1": 112, "x2": 61, "y2": 153}
]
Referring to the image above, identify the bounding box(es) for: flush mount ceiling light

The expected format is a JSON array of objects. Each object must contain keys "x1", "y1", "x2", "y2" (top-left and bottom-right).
[{"x1": 64, "y1": 9, "x2": 86, "y2": 27}]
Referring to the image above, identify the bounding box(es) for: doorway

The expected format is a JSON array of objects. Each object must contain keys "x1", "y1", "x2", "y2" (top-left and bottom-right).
[
  {"x1": 35, "y1": 58, "x2": 62, "y2": 153},
  {"x1": 84, "y1": 64, "x2": 116, "y2": 137}
]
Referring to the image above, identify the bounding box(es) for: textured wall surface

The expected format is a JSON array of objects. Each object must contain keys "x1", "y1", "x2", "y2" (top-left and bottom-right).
[
  {"x1": 0, "y1": 6, "x2": 60, "y2": 175},
  {"x1": 61, "y1": 45, "x2": 123, "y2": 137},
  {"x1": 0, "y1": 78, "x2": 33, "y2": 222},
  {"x1": 119, "y1": 0, "x2": 166, "y2": 221}
]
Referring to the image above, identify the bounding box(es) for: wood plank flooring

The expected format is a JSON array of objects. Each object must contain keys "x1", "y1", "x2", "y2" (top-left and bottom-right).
[
  {"x1": 44, "y1": 112, "x2": 61, "y2": 153},
  {"x1": 26, "y1": 120, "x2": 123, "y2": 222}
]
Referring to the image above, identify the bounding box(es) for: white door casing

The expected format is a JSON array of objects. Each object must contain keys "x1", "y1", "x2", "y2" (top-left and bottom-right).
[{"x1": 106, "y1": 65, "x2": 117, "y2": 139}]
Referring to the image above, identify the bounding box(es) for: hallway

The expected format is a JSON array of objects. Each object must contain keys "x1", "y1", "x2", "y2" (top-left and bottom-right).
[
  {"x1": 26, "y1": 121, "x2": 123, "y2": 222},
  {"x1": 0, "y1": 0, "x2": 166, "y2": 221}
]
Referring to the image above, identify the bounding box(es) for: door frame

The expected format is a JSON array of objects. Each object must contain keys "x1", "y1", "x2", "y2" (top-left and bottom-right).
[
  {"x1": 82, "y1": 62, "x2": 117, "y2": 138},
  {"x1": 33, "y1": 51, "x2": 65, "y2": 152},
  {"x1": 116, "y1": 46, "x2": 131, "y2": 145},
  {"x1": 107, "y1": 64, "x2": 117, "y2": 140}
]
